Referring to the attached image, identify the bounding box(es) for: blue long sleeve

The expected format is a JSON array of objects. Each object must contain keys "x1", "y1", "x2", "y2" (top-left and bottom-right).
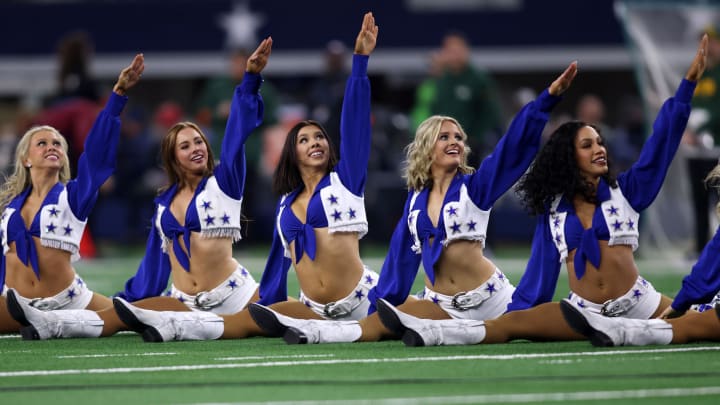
[
  {"x1": 367, "y1": 194, "x2": 421, "y2": 314},
  {"x1": 506, "y1": 214, "x2": 562, "y2": 312},
  {"x1": 115, "y1": 211, "x2": 172, "y2": 301},
  {"x1": 214, "y1": 73, "x2": 264, "y2": 199},
  {"x1": 470, "y1": 89, "x2": 561, "y2": 210},
  {"x1": 334, "y1": 54, "x2": 371, "y2": 196},
  {"x1": 619, "y1": 79, "x2": 695, "y2": 210},
  {"x1": 672, "y1": 226, "x2": 720, "y2": 312},
  {"x1": 66, "y1": 92, "x2": 127, "y2": 220},
  {"x1": 257, "y1": 201, "x2": 291, "y2": 305}
]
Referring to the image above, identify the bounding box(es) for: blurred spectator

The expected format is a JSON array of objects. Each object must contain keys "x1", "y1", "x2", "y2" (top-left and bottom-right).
[
  {"x1": 195, "y1": 47, "x2": 279, "y2": 156},
  {"x1": 47, "y1": 31, "x2": 100, "y2": 107},
  {"x1": 429, "y1": 31, "x2": 503, "y2": 165},
  {"x1": 305, "y1": 40, "x2": 350, "y2": 153},
  {"x1": 686, "y1": 25, "x2": 720, "y2": 255},
  {"x1": 410, "y1": 51, "x2": 442, "y2": 132}
]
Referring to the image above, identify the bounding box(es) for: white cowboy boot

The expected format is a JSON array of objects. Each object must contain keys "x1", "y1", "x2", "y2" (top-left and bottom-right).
[
  {"x1": 113, "y1": 297, "x2": 223, "y2": 342},
  {"x1": 283, "y1": 321, "x2": 362, "y2": 344},
  {"x1": 6, "y1": 289, "x2": 103, "y2": 340},
  {"x1": 376, "y1": 298, "x2": 486, "y2": 346},
  {"x1": 249, "y1": 303, "x2": 361, "y2": 343},
  {"x1": 560, "y1": 299, "x2": 673, "y2": 346}
]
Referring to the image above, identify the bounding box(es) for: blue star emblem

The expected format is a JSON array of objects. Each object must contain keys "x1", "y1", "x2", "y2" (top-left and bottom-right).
[
  {"x1": 347, "y1": 208, "x2": 356, "y2": 219},
  {"x1": 577, "y1": 300, "x2": 586, "y2": 308},
  {"x1": 49, "y1": 207, "x2": 60, "y2": 217},
  {"x1": 365, "y1": 275, "x2": 374, "y2": 284},
  {"x1": 555, "y1": 233, "x2": 562, "y2": 243},
  {"x1": 67, "y1": 289, "x2": 76, "y2": 299},
  {"x1": 466, "y1": 220, "x2": 476, "y2": 231},
  {"x1": 304, "y1": 300, "x2": 312, "y2": 307},
  {"x1": 612, "y1": 220, "x2": 623, "y2": 231},
  {"x1": 553, "y1": 217, "x2": 561, "y2": 228},
  {"x1": 241, "y1": 268, "x2": 249, "y2": 277},
  {"x1": 221, "y1": 213, "x2": 231, "y2": 224},
  {"x1": 201, "y1": 200, "x2": 212, "y2": 211},
  {"x1": 76, "y1": 278, "x2": 84, "y2": 286},
  {"x1": 626, "y1": 219, "x2": 635, "y2": 230},
  {"x1": 328, "y1": 194, "x2": 338, "y2": 204},
  {"x1": 484, "y1": 283, "x2": 497, "y2": 295},
  {"x1": 640, "y1": 278, "x2": 648, "y2": 286},
  {"x1": 332, "y1": 210, "x2": 342, "y2": 221},
  {"x1": 46, "y1": 223, "x2": 57, "y2": 233},
  {"x1": 204, "y1": 215, "x2": 215, "y2": 225},
  {"x1": 447, "y1": 207, "x2": 458, "y2": 217},
  {"x1": 178, "y1": 296, "x2": 185, "y2": 303},
  {"x1": 450, "y1": 222, "x2": 461, "y2": 234},
  {"x1": 355, "y1": 289, "x2": 364, "y2": 300},
  {"x1": 63, "y1": 225, "x2": 73, "y2": 236},
  {"x1": 497, "y1": 272, "x2": 504, "y2": 280},
  {"x1": 633, "y1": 289, "x2": 642, "y2": 300},
  {"x1": 228, "y1": 279, "x2": 238, "y2": 289},
  {"x1": 431, "y1": 295, "x2": 440, "y2": 305},
  {"x1": 607, "y1": 205, "x2": 619, "y2": 216}
]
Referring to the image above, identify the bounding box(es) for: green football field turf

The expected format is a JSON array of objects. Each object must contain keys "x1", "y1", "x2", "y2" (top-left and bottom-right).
[{"x1": 1, "y1": 251, "x2": 719, "y2": 404}]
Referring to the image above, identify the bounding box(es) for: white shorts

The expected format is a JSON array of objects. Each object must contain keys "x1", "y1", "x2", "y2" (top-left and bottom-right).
[
  {"x1": 419, "y1": 268, "x2": 515, "y2": 320},
  {"x1": 3, "y1": 274, "x2": 94, "y2": 310},
  {"x1": 170, "y1": 265, "x2": 258, "y2": 314},
  {"x1": 299, "y1": 267, "x2": 379, "y2": 321},
  {"x1": 567, "y1": 276, "x2": 661, "y2": 319}
]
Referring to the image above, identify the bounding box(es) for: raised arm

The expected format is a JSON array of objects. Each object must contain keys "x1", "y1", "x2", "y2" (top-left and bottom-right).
[
  {"x1": 469, "y1": 62, "x2": 576, "y2": 209},
  {"x1": 334, "y1": 12, "x2": 377, "y2": 195},
  {"x1": 67, "y1": 54, "x2": 144, "y2": 219},
  {"x1": 619, "y1": 35, "x2": 707, "y2": 210},
  {"x1": 215, "y1": 38, "x2": 272, "y2": 199}
]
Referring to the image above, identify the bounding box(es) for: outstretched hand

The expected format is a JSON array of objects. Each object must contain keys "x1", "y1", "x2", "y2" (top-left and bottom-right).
[
  {"x1": 548, "y1": 61, "x2": 578, "y2": 96},
  {"x1": 246, "y1": 37, "x2": 273, "y2": 74},
  {"x1": 686, "y1": 34, "x2": 708, "y2": 81},
  {"x1": 657, "y1": 306, "x2": 684, "y2": 320},
  {"x1": 354, "y1": 12, "x2": 379, "y2": 55},
  {"x1": 113, "y1": 54, "x2": 144, "y2": 96}
]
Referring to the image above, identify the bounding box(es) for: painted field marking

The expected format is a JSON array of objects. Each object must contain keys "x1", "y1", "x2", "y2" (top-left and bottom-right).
[
  {"x1": 200, "y1": 386, "x2": 720, "y2": 404},
  {"x1": 0, "y1": 345, "x2": 718, "y2": 378},
  {"x1": 214, "y1": 354, "x2": 335, "y2": 361},
  {"x1": 56, "y1": 352, "x2": 178, "y2": 359}
]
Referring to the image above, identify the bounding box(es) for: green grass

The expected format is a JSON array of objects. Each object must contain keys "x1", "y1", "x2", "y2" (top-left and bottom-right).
[{"x1": 1, "y1": 249, "x2": 719, "y2": 404}]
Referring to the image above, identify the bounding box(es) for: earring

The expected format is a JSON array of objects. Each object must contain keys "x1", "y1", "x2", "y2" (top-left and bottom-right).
[{"x1": 25, "y1": 163, "x2": 31, "y2": 168}]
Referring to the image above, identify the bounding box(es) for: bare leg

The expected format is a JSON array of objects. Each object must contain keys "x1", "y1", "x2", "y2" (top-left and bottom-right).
[
  {"x1": 483, "y1": 302, "x2": 584, "y2": 343},
  {"x1": 667, "y1": 309, "x2": 720, "y2": 343},
  {"x1": 86, "y1": 293, "x2": 113, "y2": 311},
  {"x1": 651, "y1": 294, "x2": 674, "y2": 318},
  {"x1": 0, "y1": 297, "x2": 22, "y2": 333}
]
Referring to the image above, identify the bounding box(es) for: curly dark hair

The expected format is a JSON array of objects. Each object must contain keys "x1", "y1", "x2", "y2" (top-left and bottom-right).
[{"x1": 515, "y1": 121, "x2": 617, "y2": 215}]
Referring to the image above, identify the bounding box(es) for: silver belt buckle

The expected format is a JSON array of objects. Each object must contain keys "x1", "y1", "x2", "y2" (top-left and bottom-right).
[
  {"x1": 194, "y1": 291, "x2": 220, "y2": 310},
  {"x1": 451, "y1": 292, "x2": 484, "y2": 311},
  {"x1": 29, "y1": 298, "x2": 58, "y2": 311},
  {"x1": 600, "y1": 298, "x2": 629, "y2": 317},
  {"x1": 323, "y1": 301, "x2": 353, "y2": 319}
]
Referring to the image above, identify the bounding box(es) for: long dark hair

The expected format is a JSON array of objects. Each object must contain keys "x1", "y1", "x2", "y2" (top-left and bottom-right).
[
  {"x1": 272, "y1": 120, "x2": 339, "y2": 195},
  {"x1": 516, "y1": 121, "x2": 617, "y2": 215}
]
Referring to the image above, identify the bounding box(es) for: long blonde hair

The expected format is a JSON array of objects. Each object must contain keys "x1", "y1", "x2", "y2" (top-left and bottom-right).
[
  {"x1": 706, "y1": 163, "x2": 720, "y2": 217},
  {"x1": 403, "y1": 115, "x2": 474, "y2": 191},
  {"x1": 0, "y1": 126, "x2": 71, "y2": 211}
]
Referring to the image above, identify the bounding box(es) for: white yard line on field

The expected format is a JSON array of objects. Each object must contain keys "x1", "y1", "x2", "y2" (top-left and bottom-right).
[
  {"x1": 0, "y1": 345, "x2": 718, "y2": 378},
  {"x1": 56, "y1": 352, "x2": 177, "y2": 359}
]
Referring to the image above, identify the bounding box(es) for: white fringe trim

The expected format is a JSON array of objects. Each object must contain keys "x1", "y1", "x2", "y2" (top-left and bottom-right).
[
  {"x1": 40, "y1": 239, "x2": 80, "y2": 262},
  {"x1": 328, "y1": 223, "x2": 368, "y2": 239},
  {"x1": 201, "y1": 228, "x2": 242, "y2": 242},
  {"x1": 443, "y1": 235, "x2": 486, "y2": 249},
  {"x1": 609, "y1": 237, "x2": 639, "y2": 251}
]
